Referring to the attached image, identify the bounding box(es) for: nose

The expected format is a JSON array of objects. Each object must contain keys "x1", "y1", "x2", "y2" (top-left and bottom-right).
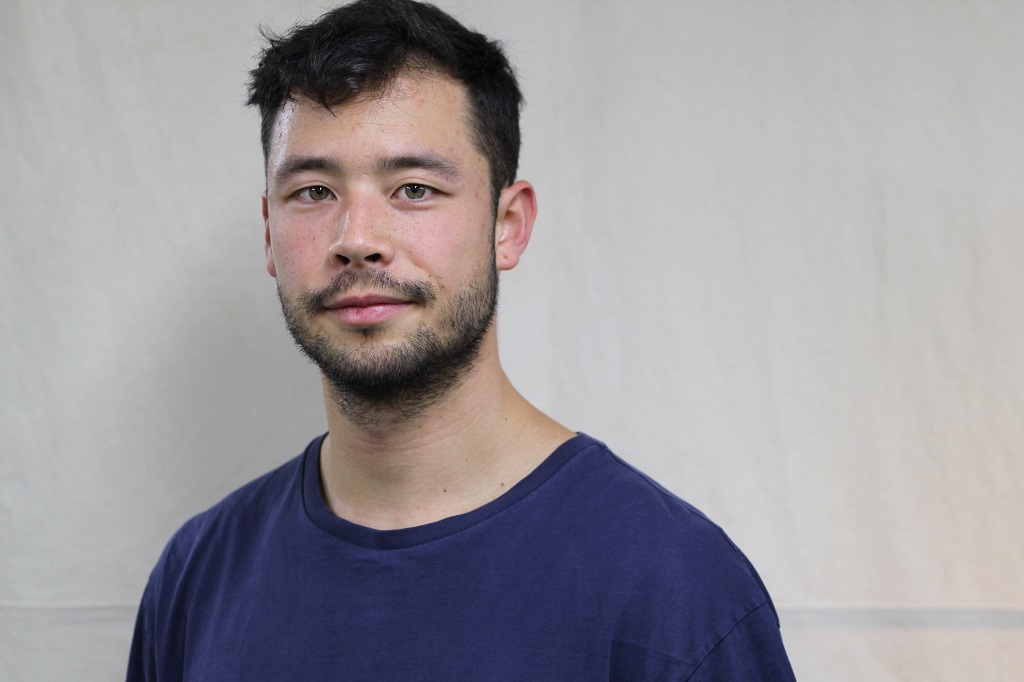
[{"x1": 328, "y1": 192, "x2": 395, "y2": 266}]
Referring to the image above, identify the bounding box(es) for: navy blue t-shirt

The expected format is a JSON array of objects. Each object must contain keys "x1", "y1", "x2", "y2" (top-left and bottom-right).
[{"x1": 128, "y1": 434, "x2": 795, "y2": 680}]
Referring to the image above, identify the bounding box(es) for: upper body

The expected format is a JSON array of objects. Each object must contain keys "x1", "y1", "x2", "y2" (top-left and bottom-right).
[
  {"x1": 129, "y1": 0, "x2": 795, "y2": 678},
  {"x1": 129, "y1": 433, "x2": 794, "y2": 680}
]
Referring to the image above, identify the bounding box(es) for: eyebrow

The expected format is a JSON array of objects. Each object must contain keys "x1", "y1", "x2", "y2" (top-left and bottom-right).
[
  {"x1": 271, "y1": 152, "x2": 463, "y2": 187},
  {"x1": 374, "y1": 153, "x2": 462, "y2": 182},
  {"x1": 272, "y1": 155, "x2": 343, "y2": 185}
]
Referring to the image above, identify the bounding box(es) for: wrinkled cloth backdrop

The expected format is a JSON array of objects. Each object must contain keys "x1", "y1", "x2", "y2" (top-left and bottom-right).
[{"x1": 2, "y1": 1, "x2": 1022, "y2": 679}]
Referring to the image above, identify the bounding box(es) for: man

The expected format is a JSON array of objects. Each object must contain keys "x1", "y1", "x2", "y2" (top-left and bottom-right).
[{"x1": 128, "y1": 0, "x2": 796, "y2": 679}]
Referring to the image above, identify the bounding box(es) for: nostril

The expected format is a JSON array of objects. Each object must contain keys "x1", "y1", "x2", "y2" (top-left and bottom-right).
[
  {"x1": 365, "y1": 253, "x2": 382, "y2": 263},
  {"x1": 338, "y1": 254, "x2": 351, "y2": 265}
]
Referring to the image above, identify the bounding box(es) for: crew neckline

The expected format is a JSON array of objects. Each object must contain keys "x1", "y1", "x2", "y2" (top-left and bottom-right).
[{"x1": 301, "y1": 433, "x2": 596, "y2": 550}]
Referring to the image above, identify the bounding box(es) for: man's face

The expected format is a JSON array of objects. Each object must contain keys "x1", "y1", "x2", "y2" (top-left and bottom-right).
[{"x1": 263, "y1": 73, "x2": 502, "y2": 408}]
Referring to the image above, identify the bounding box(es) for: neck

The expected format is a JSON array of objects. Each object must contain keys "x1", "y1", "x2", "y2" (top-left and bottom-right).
[{"x1": 317, "y1": 337, "x2": 574, "y2": 530}]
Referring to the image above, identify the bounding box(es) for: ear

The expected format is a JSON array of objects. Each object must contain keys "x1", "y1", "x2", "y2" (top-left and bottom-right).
[
  {"x1": 494, "y1": 180, "x2": 537, "y2": 271},
  {"x1": 263, "y1": 193, "x2": 277, "y2": 278}
]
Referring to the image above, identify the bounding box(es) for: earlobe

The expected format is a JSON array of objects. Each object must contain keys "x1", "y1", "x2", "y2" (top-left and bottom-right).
[
  {"x1": 263, "y1": 194, "x2": 277, "y2": 278},
  {"x1": 494, "y1": 180, "x2": 537, "y2": 271}
]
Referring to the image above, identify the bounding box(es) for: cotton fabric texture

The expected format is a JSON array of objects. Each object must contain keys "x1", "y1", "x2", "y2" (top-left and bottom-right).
[{"x1": 128, "y1": 434, "x2": 795, "y2": 680}]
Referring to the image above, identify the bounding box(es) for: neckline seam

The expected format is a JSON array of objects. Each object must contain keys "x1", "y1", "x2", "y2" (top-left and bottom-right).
[{"x1": 301, "y1": 433, "x2": 596, "y2": 550}]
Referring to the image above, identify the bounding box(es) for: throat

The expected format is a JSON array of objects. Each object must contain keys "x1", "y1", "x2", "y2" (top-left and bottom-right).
[{"x1": 316, "y1": 423, "x2": 510, "y2": 530}]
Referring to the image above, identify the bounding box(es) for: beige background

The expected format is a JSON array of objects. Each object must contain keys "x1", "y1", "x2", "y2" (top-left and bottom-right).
[{"x1": 2, "y1": 0, "x2": 1022, "y2": 679}]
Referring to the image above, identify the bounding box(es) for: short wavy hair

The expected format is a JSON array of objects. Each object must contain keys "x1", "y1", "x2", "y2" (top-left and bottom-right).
[{"x1": 246, "y1": 0, "x2": 522, "y2": 205}]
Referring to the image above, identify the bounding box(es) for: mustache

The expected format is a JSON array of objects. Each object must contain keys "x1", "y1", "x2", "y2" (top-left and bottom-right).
[{"x1": 300, "y1": 269, "x2": 438, "y2": 314}]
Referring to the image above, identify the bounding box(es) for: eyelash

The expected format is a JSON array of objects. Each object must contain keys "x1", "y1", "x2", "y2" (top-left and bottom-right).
[
  {"x1": 296, "y1": 186, "x2": 334, "y2": 202},
  {"x1": 291, "y1": 184, "x2": 437, "y2": 203},
  {"x1": 397, "y1": 184, "x2": 435, "y2": 201}
]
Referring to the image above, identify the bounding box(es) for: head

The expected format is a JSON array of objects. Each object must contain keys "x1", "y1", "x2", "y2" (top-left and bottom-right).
[
  {"x1": 249, "y1": 3, "x2": 536, "y2": 423},
  {"x1": 246, "y1": 0, "x2": 522, "y2": 207}
]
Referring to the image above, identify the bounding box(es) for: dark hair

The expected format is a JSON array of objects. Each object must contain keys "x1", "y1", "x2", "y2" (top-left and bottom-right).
[{"x1": 246, "y1": 0, "x2": 522, "y2": 204}]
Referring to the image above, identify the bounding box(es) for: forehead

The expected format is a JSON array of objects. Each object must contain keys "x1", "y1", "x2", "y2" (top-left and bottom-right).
[{"x1": 266, "y1": 72, "x2": 482, "y2": 173}]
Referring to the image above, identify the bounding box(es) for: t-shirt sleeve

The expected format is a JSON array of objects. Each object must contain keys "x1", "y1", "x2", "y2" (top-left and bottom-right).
[
  {"x1": 685, "y1": 601, "x2": 797, "y2": 681},
  {"x1": 126, "y1": 580, "x2": 157, "y2": 682},
  {"x1": 125, "y1": 516, "x2": 200, "y2": 682}
]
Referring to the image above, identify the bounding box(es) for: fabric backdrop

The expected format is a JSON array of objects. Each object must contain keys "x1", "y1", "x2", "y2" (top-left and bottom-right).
[{"x1": 2, "y1": 0, "x2": 1022, "y2": 679}]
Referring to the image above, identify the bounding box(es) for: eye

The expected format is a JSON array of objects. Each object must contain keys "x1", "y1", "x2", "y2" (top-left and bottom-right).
[
  {"x1": 399, "y1": 184, "x2": 433, "y2": 200},
  {"x1": 298, "y1": 186, "x2": 334, "y2": 202}
]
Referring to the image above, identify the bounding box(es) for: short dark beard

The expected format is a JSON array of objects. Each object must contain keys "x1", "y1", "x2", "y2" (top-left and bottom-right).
[{"x1": 279, "y1": 262, "x2": 498, "y2": 426}]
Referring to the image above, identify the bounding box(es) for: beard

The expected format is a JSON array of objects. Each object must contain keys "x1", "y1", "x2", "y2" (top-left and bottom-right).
[{"x1": 278, "y1": 260, "x2": 498, "y2": 422}]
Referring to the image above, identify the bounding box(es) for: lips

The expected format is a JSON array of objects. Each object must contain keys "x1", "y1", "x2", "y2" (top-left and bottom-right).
[{"x1": 325, "y1": 293, "x2": 412, "y2": 326}]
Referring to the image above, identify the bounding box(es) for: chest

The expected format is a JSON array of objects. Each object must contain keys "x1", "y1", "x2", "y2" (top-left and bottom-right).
[{"x1": 177, "y1": 531, "x2": 628, "y2": 680}]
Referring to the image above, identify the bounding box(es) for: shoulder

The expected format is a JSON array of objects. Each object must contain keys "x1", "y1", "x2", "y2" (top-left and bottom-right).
[
  {"x1": 551, "y1": 436, "x2": 793, "y2": 678},
  {"x1": 560, "y1": 436, "x2": 768, "y2": 590},
  {"x1": 128, "y1": 438, "x2": 320, "y2": 681},
  {"x1": 147, "y1": 436, "x2": 317, "y2": 594}
]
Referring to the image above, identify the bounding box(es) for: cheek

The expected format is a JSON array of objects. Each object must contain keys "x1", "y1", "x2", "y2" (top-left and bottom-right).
[
  {"x1": 407, "y1": 210, "x2": 494, "y2": 285},
  {"x1": 268, "y1": 224, "x2": 324, "y2": 283}
]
